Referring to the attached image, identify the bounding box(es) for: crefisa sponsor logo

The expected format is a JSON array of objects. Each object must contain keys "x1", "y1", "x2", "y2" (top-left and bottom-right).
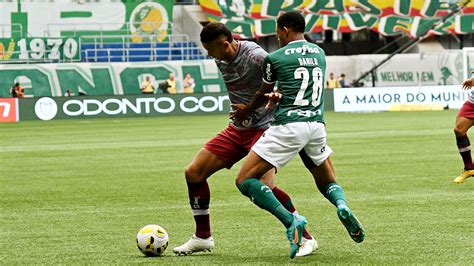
[{"x1": 35, "y1": 97, "x2": 58, "y2": 121}]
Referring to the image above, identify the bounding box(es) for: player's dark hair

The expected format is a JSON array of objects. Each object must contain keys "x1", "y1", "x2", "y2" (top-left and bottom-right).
[
  {"x1": 277, "y1": 11, "x2": 305, "y2": 33},
  {"x1": 200, "y1": 22, "x2": 233, "y2": 43}
]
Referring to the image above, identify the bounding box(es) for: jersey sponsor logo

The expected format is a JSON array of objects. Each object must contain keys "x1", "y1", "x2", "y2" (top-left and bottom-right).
[
  {"x1": 247, "y1": 53, "x2": 263, "y2": 65},
  {"x1": 226, "y1": 81, "x2": 253, "y2": 91},
  {"x1": 265, "y1": 63, "x2": 272, "y2": 81},
  {"x1": 284, "y1": 45, "x2": 319, "y2": 56},
  {"x1": 287, "y1": 109, "x2": 321, "y2": 117},
  {"x1": 0, "y1": 98, "x2": 19, "y2": 122}
]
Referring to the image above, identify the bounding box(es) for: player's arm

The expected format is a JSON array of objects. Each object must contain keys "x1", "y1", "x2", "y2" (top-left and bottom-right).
[
  {"x1": 231, "y1": 55, "x2": 277, "y2": 123},
  {"x1": 231, "y1": 82, "x2": 275, "y2": 124}
]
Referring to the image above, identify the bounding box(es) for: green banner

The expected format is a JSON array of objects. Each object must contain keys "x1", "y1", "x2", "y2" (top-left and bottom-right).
[
  {"x1": 0, "y1": 60, "x2": 226, "y2": 98},
  {"x1": 199, "y1": 0, "x2": 474, "y2": 38},
  {"x1": 19, "y1": 93, "x2": 231, "y2": 121},
  {"x1": 325, "y1": 51, "x2": 472, "y2": 87},
  {"x1": 11, "y1": 92, "x2": 334, "y2": 121},
  {"x1": 0, "y1": 37, "x2": 80, "y2": 62},
  {"x1": 0, "y1": 0, "x2": 174, "y2": 43}
]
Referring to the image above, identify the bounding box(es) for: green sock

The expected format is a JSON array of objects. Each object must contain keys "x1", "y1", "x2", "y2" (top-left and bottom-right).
[
  {"x1": 323, "y1": 182, "x2": 348, "y2": 209},
  {"x1": 239, "y1": 178, "x2": 294, "y2": 228}
]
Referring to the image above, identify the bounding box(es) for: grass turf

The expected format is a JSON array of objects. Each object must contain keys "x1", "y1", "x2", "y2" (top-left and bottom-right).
[{"x1": 1, "y1": 110, "x2": 473, "y2": 264}]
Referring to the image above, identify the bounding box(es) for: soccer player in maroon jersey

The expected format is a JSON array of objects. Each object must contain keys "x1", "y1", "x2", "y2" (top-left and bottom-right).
[
  {"x1": 454, "y1": 75, "x2": 474, "y2": 183},
  {"x1": 173, "y1": 22, "x2": 317, "y2": 256}
]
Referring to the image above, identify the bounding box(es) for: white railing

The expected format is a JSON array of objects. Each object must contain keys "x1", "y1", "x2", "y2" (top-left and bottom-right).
[
  {"x1": 83, "y1": 47, "x2": 209, "y2": 62},
  {"x1": 0, "y1": 23, "x2": 24, "y2": 38},
  {"x1": 0, "y1": 30, "x2": 210, "y2": 63},
  {"x1": 80, "y1": 33, "x2": 209, "y2": 62},
  {"x1": 79, "y1": 33, "x2": 190, "y2": 49},
  {"x1": 46, "y1": 21, "x2": 173, "y2": 38},
  {"x1": 175, "y1": 0, "x2": 199, "y2": 4}
]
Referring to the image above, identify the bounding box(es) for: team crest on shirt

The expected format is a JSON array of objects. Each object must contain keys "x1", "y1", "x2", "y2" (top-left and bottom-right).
[
  {"x1": 241, "y1": 117, "x2": 252, "y2": 128},
  {"x1": 235, "y1": 65, "x2": 245, "y2": 75}
]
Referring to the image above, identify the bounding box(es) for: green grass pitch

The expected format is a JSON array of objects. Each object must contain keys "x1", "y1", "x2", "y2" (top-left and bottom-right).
[{"x1": 1, "y1": 110, "x2": 473, "y2": 264}]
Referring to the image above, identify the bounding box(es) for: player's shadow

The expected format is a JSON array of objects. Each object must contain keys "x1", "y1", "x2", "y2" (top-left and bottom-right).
[{"x1": 131, "y1": 251, "x2": 213, "y2": 260}]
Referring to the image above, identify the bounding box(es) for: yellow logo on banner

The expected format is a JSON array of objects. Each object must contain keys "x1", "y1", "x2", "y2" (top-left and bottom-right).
[
  {"x1": 0, "y1": 42, "x2": 4, "y2": 59},
  {"x1": 130, "y1": 2, "x2": 169, "y2": 43},
  {"x1": 0, "y1": 39, "x2": 15, "y2": 60}
]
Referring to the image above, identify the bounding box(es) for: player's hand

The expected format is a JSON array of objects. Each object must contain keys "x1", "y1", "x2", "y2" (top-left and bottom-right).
[
  {"x1": 230, "y1": 103, "x2": 251, "y2": 125},
  {"x1": 264, "y1": 91, "x2": 282, "y2": 110},
  {"x1": 462, "y1": 78, "x2": 474, "y2": 90}
]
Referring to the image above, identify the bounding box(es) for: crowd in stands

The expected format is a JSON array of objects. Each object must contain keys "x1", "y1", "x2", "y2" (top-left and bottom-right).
[
  {"x1": 9, "y1": 71, "x2": 356, "y2": 99},
  {"x1": 141, "y1": 73, "x2": 195, "y2": 95},
  {"x1": 8, "y1": 72, "x2": 196, "y2": 98},
  {"x1": 9, "y1": 71, "x2": 354, "y2": 99},
  {"x1": 326, "y1": 73, "x2": 348, "y2": 89},
  {"x1": 9, "y1": 83, "x2": 24, "y2": 98}
]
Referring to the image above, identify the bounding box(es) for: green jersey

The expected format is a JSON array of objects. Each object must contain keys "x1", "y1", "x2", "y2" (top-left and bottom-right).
[{"x1": 262, "y1": 40, "x2": 326, "y2": 125}]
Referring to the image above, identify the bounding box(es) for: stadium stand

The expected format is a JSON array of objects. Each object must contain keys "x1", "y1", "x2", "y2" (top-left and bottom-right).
[
  {"x1": 0, "y1": 37, "x2": 207, "y2": 64},
  {"x1": 1, "y1": 18, "x2": 208, "y2": 64},
  {"x1": 80, "y1": 35, "x2": 208, "y2": 62}
]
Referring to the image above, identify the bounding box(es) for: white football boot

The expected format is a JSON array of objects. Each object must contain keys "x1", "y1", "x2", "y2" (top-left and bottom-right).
[
  {"x1": 173, "y1": 234, "x2": 214, "y2": 255},
  {"x1": 295, "y1": 237, "x2": 318, "y2": 257}
]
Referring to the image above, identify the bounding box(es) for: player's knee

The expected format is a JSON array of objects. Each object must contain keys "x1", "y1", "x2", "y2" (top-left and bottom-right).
[
  {"x1": 260, "y1": 176, "x2": 275, "y2": 189},
  {"x1": 184, "y1": 165, "x2": 205, "y2": 183},
  {"x1": 235, "y1": 179, "x2": 241, "y2": 190},
  {"x1": 235, "y1": 177, "x2": 243, "y2": 188},
  {"x1": 454, "y1": 125, "x2": 466, "y2": 136},
  {"x1": 235, "y1": 174, "x2": 246, "y2": 189}
]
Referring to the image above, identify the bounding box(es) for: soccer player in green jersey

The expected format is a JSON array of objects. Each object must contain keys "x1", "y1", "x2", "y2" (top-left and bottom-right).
[{"x1": 232, "y1": 11, "x2": 365, "y2": 257}]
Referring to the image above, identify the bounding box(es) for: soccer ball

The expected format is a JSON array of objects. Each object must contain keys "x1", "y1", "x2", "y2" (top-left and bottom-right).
[{"x1": 136, "y1": 224, "x2": 169, "y2": 256}]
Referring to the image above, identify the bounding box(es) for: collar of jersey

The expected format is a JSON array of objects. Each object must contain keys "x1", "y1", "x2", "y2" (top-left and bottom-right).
[
  {"x1": 288, "y1": 40, "x2": 307, "y2": 45},
  {"x1": 222, "y1": 41, "x2": 241, "y2": 65}
]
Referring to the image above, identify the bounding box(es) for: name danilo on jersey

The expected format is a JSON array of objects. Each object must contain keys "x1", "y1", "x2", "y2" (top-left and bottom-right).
[{"x1": 297, "y1": 57, "x2": 318, "y2": 66}]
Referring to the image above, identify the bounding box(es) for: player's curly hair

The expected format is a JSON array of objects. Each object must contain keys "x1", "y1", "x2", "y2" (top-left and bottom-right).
[
  {"x1": 277, "y1": 11, "x2": 305, "y2": 33},
  {"x1": 200, "y1": 22, "x2": 233, "y2": 43}
]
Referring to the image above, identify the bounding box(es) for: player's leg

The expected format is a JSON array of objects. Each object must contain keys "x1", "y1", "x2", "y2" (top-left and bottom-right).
[
  {"x1": 307, "y1": 157, "x2": 365, "y2": 243},
  {"x1": 185, "y1": 148, "x2": 228, "y2": 238},
  {"x1": 259, "y1": 170, "x2": 317, "y2": 256},
  {"x1": 236, "y1": 151, "x2": 291, "y2": 227},
  {"x1": 260, "y1": 170, "x2": 303, "y2": 222},
  {"x1": 453, "y1": 114, "x2": 474, "y2": 183},
  {"x1": 173, "y1": 148, "x2": 227, "y2": 255},
  {"x1": 236, "y1": 151, "x2": 306, "y2": 259},
  {"x1": 175, "y1": 126, "x2": 249, "y2": 255},
  {"x1": 237, "y1": 123, "x2": 310, "y2": 258},
  {"x1": 245, "y1": 127, "x2": 314, "y2": 246},
  {"x1": 301, "y1": 122, "x2": 364, "y2": 243}
]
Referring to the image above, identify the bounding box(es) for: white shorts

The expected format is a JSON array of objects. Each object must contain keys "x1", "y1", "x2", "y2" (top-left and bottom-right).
[{"x1": 252, "y1": 121, "x2": 332, "y2": 169}]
